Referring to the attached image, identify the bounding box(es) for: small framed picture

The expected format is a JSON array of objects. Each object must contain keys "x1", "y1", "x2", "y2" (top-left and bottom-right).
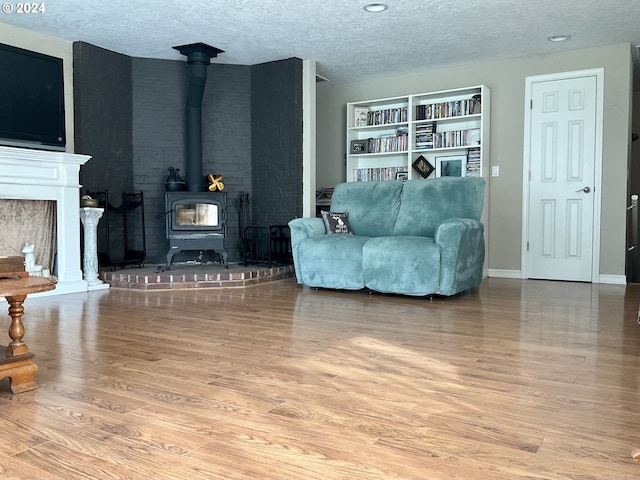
[
  {"x1": 350, "y1": 139, "x2": 369, "y2": 154},
  {"x1": 353, "y1": 107, "x2": 369, "y2": 127},
  {"x1": 395, "y1": 171, "x2": 408, "y2": 181},
  {"x1": 412, "y1": 154, "x2": 434, "y2": 179},
  {"x1": 435, "y1": 154, "x2": 467, "y2": 178}
]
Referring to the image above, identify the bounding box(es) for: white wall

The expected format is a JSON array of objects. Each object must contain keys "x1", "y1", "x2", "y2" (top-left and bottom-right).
[
  {"x1": 0, "y1": 21, "x2": 75, "y2": 152},
  {"x1": 316, "y1": 43, "x2": 633, "y2": 278}
]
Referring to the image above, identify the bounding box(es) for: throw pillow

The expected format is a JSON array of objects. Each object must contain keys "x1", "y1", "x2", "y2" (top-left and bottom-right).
[{"x1": 321, "y1": 210, "x2": 353, "y2": 235}]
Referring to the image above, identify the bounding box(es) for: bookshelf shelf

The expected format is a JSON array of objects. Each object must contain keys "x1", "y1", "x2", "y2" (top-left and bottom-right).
[
  {"x1": 349, "y1": 122, "x2": 408, "y2": 132},
  {"x1": 412, "y1": 113, "x2": 481, "y2": 124},
  {"x1": 346, "y1": 85, "x2": 490, "y2": 182},
  {"x1": 350, "y1": 151, "x2": 408, "y2": 157},
  {"x1": 413, "y1": 144, "x2": 483, "y2": 153}
]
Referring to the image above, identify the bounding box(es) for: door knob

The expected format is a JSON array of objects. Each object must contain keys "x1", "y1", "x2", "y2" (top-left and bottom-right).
[{"x1": 575, "y1": 186, "x2": 591, "y2": 193}]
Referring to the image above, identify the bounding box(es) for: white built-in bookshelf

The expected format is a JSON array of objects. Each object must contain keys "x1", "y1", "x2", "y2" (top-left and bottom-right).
[{"x1": 346, "y1": 85, "x2": 490, "y2": 182}]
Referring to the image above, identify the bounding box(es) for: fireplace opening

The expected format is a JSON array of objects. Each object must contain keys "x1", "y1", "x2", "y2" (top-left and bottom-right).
[{"x1": 0, "y1": 199, "x2": 56, "y2": 274}]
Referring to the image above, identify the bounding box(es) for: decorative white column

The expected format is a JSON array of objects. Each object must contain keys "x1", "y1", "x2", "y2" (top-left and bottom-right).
[{"x1": 79, "y1": 207, "x2": 109, "y2": 291}]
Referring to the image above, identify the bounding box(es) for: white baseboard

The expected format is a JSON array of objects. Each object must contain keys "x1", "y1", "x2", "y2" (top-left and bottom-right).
[
  {"x1": 487, "y1": 269, "x2": 522, "y2": 279},
  {"x1": 598, "y1": 274, "x2": 627, "y2": 285},
  {"x1": 488, "y1": 269, "x2": 627, "y2": 285},
  {"x1": 29, "y1": 279, "x2": 89, "y2": 297}
]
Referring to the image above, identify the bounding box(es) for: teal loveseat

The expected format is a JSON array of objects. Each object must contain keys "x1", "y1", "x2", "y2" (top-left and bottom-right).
[{"x1": 288, "y1": 177, "x2": 485, "y2": 296}]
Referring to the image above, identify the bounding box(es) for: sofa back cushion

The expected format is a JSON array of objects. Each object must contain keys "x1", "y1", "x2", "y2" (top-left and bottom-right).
[
  {"x1": 393, "y1": 177, "x2": 485, "y2": 237},
  {"x1": 330, "y1": 180, "x2": 403, "y2": 237}
]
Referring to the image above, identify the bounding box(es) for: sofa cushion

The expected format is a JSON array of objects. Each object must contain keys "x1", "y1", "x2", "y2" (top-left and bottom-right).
[
  {"x1": 298, "y1": 235, "x2": 370, "y2": 290},
  {"x1": 362, "y1": 236, "x2": 440, "y2": 296},
  {"x1": 330, "y1": 180, "x2": 403, "y2": 237},
  {"x1": 321, "y1": 210, "x2": 353, "y2": 235},
  {"x1": 393, "y1": 177, "x2": 485, "y2": 237}
]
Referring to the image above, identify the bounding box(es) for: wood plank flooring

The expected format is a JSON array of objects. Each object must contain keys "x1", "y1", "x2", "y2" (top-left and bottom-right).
[{"x1": 1, "y1": 277, "x2": 640, "y2": 479}]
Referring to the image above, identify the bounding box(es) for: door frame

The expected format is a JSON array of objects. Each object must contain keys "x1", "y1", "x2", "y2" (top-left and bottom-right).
[{"x1": 521, "y1": 68, "x2": 604, "y2": 282}]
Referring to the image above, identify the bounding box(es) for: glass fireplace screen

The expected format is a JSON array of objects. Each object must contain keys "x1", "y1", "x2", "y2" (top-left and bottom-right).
[{"x1": 175, "y1": 203, "x2": 219, "y2": 227}]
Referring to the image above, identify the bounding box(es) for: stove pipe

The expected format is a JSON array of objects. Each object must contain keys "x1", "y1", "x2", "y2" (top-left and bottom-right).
[{"x1": 173, "y1": 42, "x2": 224, "y2": 192}]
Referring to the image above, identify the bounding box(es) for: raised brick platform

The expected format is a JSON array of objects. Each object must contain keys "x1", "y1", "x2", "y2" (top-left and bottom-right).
[{"x1": 100, "y1": 263, "x2": 295, "y2": 290}]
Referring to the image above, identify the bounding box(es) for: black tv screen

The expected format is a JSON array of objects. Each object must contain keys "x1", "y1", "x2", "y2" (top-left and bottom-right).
[{"x1": 0, "y1": 42, "x2": 65, "y2": 150}]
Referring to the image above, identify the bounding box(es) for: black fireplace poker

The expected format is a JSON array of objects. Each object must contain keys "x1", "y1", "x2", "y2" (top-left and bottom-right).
[{"x1": 172, "y1": 42, "x2": 224, "y2": 192}]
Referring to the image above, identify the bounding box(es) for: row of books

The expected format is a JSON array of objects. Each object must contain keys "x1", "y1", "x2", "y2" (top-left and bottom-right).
[
  {"x1": 428, "y1": 128, "x2": 481, "y2": 149},
  {"x1": 369, "y1": 132, "x2": 408, "y2": 153},
  {"x1": 355, "y1": 127, "x2": 479, "y2": 152},
  {"x1": 352, "y1": 167, "x2": 408, "y2": 182},
  {"x1": 416, "y1": 98, "x2": 479, "y2": 120},
  {"x1": 466, "y1": 148, "x2": 481, "y2": 176},
  {"x1": 354, "y1": 106, "x2": 409, "y2": 127}
]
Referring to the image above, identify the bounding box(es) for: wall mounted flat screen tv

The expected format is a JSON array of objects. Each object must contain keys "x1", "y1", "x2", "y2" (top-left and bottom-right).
[{"x1": 0, "y1": 42, "x2": 65, "y2": 150}]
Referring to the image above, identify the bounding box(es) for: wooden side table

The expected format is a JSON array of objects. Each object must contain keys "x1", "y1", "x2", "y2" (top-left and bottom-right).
[{"x1": 0, "y1": 276, "x2": 56, "y2": 393}]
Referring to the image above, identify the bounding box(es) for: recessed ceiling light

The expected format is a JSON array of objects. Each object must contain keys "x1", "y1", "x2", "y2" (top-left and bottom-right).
[
  {"x1": 547, "y1": 34, "x2": 571, "y2": 42},
  {"x1": 364, "y1": 3, "x2": 388, "y2": 12}
]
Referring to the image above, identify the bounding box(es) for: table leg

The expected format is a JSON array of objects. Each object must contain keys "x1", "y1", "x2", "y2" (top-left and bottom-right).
[
  {"x1": 1, "y1": 294, "x2": 38, "y2": 393},
  {"x1": 5, "y1": 294, "x2": 29, "y2": 357},
  {"x1": 0, "y1": 356, "x2": 37, "y2": 393}
]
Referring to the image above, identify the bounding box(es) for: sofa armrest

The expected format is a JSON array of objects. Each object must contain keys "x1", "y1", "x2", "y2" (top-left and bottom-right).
[
  {"x1": 434, "y1": 218, "x2": 485, "y2": 295},
  {"x1": 288, "y1": 217, "x2": 326, "y2": 283}
]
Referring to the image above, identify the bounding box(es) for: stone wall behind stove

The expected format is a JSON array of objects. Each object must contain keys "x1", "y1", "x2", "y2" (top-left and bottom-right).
[{"x1": 74, "y1": 42, "x2": 303, "y2": 265}]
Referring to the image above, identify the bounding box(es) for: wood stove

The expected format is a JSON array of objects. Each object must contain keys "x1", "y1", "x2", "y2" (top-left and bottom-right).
[
  {"x1": 164, "y1": 42, "x2": 228, "y2": 271},
  {"x1": 165, "y1": 191, "x2": 227, "y2": 269}
]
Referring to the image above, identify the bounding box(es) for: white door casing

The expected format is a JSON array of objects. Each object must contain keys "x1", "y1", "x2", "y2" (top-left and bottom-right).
[{"x1": 522, "y1": 69, "x2": 603, "y2": 282}]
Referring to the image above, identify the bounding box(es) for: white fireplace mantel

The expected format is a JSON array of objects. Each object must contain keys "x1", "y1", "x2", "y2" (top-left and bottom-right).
[{"x1": 0, "y1": 145, "x2": 91, "y2": 295}]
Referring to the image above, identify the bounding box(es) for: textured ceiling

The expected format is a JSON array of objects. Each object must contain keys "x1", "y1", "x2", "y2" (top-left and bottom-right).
[{"x1": 1, "y1": 0, "x2": 639, "y2": 84}]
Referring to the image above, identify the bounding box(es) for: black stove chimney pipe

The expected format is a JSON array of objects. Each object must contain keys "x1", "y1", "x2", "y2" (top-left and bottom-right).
[{"x1": 173, "y1": 42, "x2": 224, "y2": 192}]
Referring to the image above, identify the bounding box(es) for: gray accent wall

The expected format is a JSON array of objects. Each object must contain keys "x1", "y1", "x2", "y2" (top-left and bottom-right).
[
  {"x1": 203, "y1": 64, "x2": 253, "y2": 258},
  {"x1": 131, "y1": 57, "x2": 187, "y2": 262},
  {"x1": 75, "y1": 43, "x2": 302, "y2": 264}
]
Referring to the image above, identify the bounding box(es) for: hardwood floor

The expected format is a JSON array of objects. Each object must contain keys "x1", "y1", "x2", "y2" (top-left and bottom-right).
[{"x1": 1, "y1": 277, "x2": 639, "y2": 479}]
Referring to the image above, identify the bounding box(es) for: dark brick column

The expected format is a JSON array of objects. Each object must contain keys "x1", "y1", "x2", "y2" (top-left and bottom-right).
[
  {"x1": 250, "y1": 58, "x2": 303, "y2": 227},
  {"x1": 74, "y1": 41, "x2": 133, "y2": 199}
]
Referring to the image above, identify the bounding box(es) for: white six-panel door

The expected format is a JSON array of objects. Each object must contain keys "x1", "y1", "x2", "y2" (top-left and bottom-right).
[{"x1": 523, "y1": 71, "x2": 602, "y2": 281}]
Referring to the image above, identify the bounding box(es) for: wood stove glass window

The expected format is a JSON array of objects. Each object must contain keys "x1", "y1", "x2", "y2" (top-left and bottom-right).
[{"x1": 175, "y1": 203, "x2": 219, "y2": 227}]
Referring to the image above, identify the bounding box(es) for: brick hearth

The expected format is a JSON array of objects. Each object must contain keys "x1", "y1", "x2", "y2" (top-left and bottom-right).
[{"x1": 100, "y1": 263, "x2": 294, "y2": 290}]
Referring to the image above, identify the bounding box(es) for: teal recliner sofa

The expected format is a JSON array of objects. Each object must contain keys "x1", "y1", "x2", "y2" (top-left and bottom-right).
[{"x1": 288, "y1": 177, "x2": 485, "y2": 296}]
